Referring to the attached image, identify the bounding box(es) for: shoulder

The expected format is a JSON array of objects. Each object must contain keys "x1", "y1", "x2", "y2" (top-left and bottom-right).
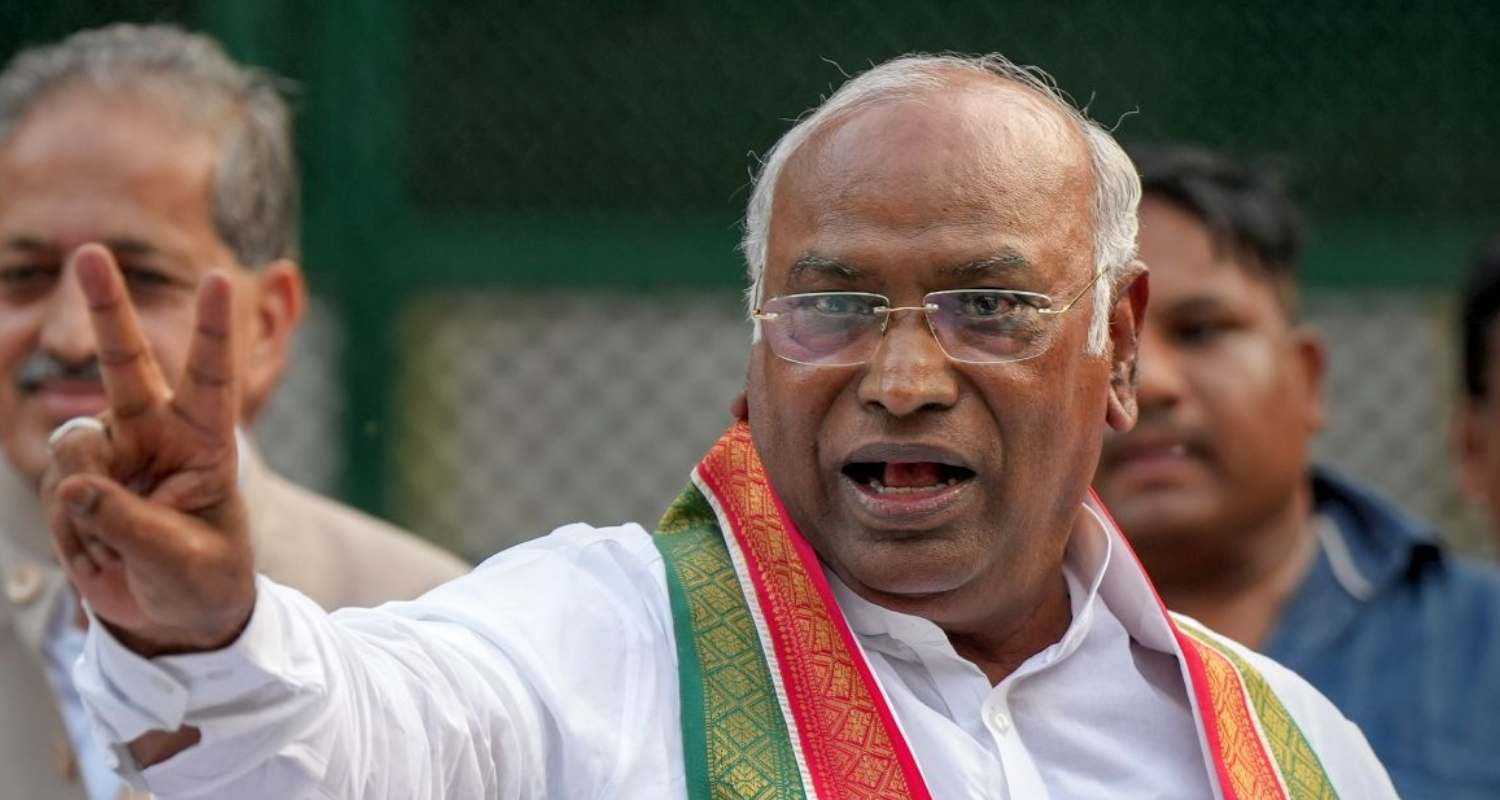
[
  {"x1": 1426, "y1": 552, "x2": 1500, "y2": 610},
  {"x1": 1415, "y1": 554, "x2": 1500, "y2": 680},
  {"x1": 386, "y1": 523, "x2": 678, "y2": 738},
  {"x1": 417, "y1": 521, "x2": 670, "y2": 641},
  {"x1": 351, "y1": 522, "x2": 679, "y2": 792},
  {"x1": 1173, "y1": 616, "x2": 1400, "y2": 799}
]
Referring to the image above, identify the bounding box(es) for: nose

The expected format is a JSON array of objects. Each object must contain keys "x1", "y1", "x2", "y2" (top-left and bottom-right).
[
  {"x1": 1135, "y1": 325, "x2": 1184, "y2": 413},
  {"x1": 857, "y1": 309, "x2": 959, "y2": 417},
  {"x1": 37, "y1": 261, "x2": 97, "y2": 364}
]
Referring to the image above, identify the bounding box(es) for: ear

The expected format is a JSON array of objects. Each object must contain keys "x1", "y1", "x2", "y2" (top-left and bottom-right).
[
  {"x1": 1105, "y1": 262, "x2": 1149, "y2": 432},
  {"x1": 240, "y1": 259, "x2": 305, "y2": 422},
  {"x1": 1290, "y1": 325, "x2": 1329, "y2": 433},
  {"x1": 1455, "y1": 399, "x2": 1491, "y2": 503}
]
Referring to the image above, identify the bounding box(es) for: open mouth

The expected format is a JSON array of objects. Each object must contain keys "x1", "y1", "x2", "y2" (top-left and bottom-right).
[{"x1": 841, "y1": 461, "x2": 977, "y2": 494}]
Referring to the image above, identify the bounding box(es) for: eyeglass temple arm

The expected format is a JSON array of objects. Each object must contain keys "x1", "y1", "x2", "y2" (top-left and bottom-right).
[{"x1": 1038, "y1": 269, "x2": 1105, "y2": 316}]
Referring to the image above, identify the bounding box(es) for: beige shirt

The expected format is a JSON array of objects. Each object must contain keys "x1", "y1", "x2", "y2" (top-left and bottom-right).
[{"x1": 0, "y1": 439, "x2": 470, "y2": 799}]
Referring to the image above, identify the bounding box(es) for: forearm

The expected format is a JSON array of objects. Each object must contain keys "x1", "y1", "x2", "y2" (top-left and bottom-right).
[{"x1": 78, "y1": 575, "x2": 530, "y2": 799}]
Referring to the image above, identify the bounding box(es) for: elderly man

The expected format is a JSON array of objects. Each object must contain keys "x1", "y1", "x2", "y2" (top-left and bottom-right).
[
  {"x1": 1095, "y1": 145, "x2": 1500, "y2": 798},
  {"x1": 0, "y1": 24, "x2": 468, "y2": 800},
  {"x1": 47, "y1": 55, "x2": 1392, "y2": 798},
  {"x1": 1457, "y1": 233, "x2": 1500, "y2": 550}
]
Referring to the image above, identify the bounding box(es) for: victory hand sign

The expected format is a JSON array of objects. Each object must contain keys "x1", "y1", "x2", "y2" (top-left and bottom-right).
[{"x1": 42, "y1": 244, "x2": 255, "y2": 658}]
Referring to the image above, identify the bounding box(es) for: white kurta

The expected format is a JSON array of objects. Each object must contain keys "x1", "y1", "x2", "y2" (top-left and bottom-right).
[{"x1": 75, "y1": 506, "x2": 1397, "y2": 799}]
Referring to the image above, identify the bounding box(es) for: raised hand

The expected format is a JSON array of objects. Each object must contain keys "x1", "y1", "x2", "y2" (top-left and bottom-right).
[{"x1": 42, "y1": 244, "x2": 255, "y2": 657}]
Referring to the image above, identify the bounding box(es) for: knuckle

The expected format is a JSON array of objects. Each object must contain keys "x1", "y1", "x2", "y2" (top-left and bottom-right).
[
  {"x1": 113, "y1": 399, "x2": 154, "y2": 420},
  {"x1": 97, "y1": 345, "x2": 143, "y2": 367},
  {"x1": 193, "y1": 322, "x2": 229, "y2": 342},
  {"x1": 178, "y1": 536, "x2": 224, "y2": 577},
  {"x1": 50, "y1": 436, "x2": 96, "y2": 468},
  {"x1": 185, "y1": 364, "x2": 231, "y2": 388}
]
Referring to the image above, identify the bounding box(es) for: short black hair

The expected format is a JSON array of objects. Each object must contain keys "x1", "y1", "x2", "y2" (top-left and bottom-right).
[
  {"x1": 1129, "y1": 145, "x2": 1303, "y2": 285},
  {"x1": 1460, "y1": 233, "x2": 1500, "y2": 399}
]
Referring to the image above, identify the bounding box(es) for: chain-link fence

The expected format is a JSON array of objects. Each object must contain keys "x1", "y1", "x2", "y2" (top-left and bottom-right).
[
  {"x1": 6, "y1": 2, "x2": 1499, "y2": 560},
  {"x1": 253, "y1": 298, "x2": 344, "y2": 496},
  {"x1": 292, "y1": 286, "x2": 1475, "y2": 563},
  {"x1": 246, "y1": 289, "x2": 1497, "y2": 561}
]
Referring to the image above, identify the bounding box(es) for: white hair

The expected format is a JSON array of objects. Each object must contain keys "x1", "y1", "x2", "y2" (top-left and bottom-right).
[
  {"x1": 0, "y1": 23, "x2": 299, "y2": 267},
  {"x1": 741, "y1": 53, "x2": 1140, "y2": 354}
]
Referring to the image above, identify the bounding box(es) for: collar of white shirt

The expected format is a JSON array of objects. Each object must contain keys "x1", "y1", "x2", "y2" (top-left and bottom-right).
[
  {"x1": 829, "y1": 507, "x2": 1110, "y2": 660},
  {"x1": 824, "y1": 501, "x2": 1215, "y2": 799},
  {"x1": 830, "y1": 499, "x2": 1188, "y2": 674}
]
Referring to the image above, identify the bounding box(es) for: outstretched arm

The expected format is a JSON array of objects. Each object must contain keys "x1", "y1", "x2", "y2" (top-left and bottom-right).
[
  {"x1": 42, "y1": 246, "x2": 570, "y2": 797},
  {"x1": 78, "y1": 573, "x2": 551, "y2": 798}
]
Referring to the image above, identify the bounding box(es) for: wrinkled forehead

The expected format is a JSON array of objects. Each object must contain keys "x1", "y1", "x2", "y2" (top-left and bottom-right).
[
  {"x1": 0, "y1": 87, "x2": 226, "y2": 259},
  {"x1": 1, "y1": 85, "x2": 220, "y2": 180},
  {"x1": 766, "y1": 78, "x2": 1096, "y2": 287}
]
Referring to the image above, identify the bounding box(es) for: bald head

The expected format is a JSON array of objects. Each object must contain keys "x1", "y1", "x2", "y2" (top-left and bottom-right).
[
  {"x1": 742, "y1": 54, "x2": 1140, "y2": 354},
  {"x1": 772, "y1": 75, "x2": 1095, "y2": 269}
]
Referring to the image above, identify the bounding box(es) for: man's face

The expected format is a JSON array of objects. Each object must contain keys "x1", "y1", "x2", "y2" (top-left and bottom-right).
[
  {"x1": 0, "y1": 88, "x2": 272, "y2": 482},
  {"x1": 746, "y1": 79, "x2": 1140, "y2": 631},
  {"x1": 1095, "y1": 197, "x2": 1323, "y2": 571}
]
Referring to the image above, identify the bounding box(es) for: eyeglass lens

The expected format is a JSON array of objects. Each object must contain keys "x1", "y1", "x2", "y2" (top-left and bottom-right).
[{"x1": 761, "y1": 291, "x2": 1052, "y2": 366}]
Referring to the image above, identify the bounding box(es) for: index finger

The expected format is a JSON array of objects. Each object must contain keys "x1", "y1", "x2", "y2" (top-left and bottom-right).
[{"x1": 73, "y1": 245, "x2": 170, "y2": 419}]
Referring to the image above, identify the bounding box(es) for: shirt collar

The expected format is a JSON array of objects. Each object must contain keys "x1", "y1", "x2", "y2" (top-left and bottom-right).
[
  {"x1": 827, "y1": 501, "x2": 1115, "y2": 665},
  {"x1": 1310, "y1": 466, "x2": 1443, "y2": 601}
]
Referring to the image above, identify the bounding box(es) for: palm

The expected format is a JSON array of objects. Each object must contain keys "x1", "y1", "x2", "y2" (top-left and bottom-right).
[{"x1": 43, "y1": 244, "x2": 254, "y2": 655}]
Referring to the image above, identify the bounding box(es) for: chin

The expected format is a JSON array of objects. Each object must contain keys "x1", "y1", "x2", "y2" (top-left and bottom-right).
[
  {"x1": 1108, "y1": 484, "x2": 1214, "y2": 530},
  {"x1": 835, "y1": 536, "x2": 979, "y2": 599},
  {"x1": 1113, "y1": 506, "x2": 1223, "y2": 563}
]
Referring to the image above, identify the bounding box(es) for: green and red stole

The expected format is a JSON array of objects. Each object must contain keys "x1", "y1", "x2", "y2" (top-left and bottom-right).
[{"x1": 653, "y1": 422, "x2": 1339, "y2": 799}]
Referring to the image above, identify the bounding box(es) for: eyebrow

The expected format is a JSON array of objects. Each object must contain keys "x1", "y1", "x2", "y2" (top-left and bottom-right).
[
  {"x1": 101, "y1": 238, "x2": 162, "y2": 258},
  {"x1": 0, "y1": 236, "x2": 163, "y2": 258},
  {"x1": 790, "y1": 250, "x2": 1032, "y2": 279},
  {"x1": 937, "y1": 250, "x2": 1032, "y2": 282},
  {"x1": 788, "y1": 254, "x2": 864, "y2": 284},
  {"x1": 1164, "y1": 295, "x2": 1234, "y2": 316},
  {"x1": 2, "y1": 235, "x2": 51, "y2": 252}
]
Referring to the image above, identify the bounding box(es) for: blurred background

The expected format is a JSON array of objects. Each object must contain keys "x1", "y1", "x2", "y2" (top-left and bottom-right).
[{"x1": 4, "y1": 1, "x2": 1496, "y2": 562}]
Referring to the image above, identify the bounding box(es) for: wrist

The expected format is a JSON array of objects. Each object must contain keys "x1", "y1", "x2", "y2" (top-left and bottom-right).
[{"x1": 105, "y1": 594, "x2": 256, "y2": 658}]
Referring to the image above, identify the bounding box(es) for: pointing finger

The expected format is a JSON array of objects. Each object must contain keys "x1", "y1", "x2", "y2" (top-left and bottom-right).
[{"x1": 73, "y1": 245, "x2": 170, "y2": 420}]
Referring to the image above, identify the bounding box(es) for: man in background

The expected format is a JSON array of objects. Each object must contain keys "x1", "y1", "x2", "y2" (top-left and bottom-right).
[
  {"x1": 1455, "y1": 233, "x2": 1500, "y2": 552},
  {"x1": 1094, "y1": 144, "x2": 1500, "y2": 797},
  {"x1": 0, "y1": 24, "x2": 468, "y2": 799}
]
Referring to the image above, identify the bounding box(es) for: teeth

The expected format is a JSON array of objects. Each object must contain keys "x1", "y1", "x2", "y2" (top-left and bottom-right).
[{"x1": 867, "y1": 477, "x2": 961, "y2": 493}]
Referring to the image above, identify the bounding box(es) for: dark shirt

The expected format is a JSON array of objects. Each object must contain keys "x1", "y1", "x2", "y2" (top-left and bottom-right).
[{"x1": 1264, "y1": 468, "x2": 1500, "y2": 799}]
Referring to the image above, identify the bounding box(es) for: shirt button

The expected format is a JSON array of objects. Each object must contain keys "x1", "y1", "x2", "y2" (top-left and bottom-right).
[
  {"x1": 990, "y1": 709, "x2": 1012, "y2": 734},
  {"x1": 4, "y1": 563, "x2": 45, "y2": 606}
]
